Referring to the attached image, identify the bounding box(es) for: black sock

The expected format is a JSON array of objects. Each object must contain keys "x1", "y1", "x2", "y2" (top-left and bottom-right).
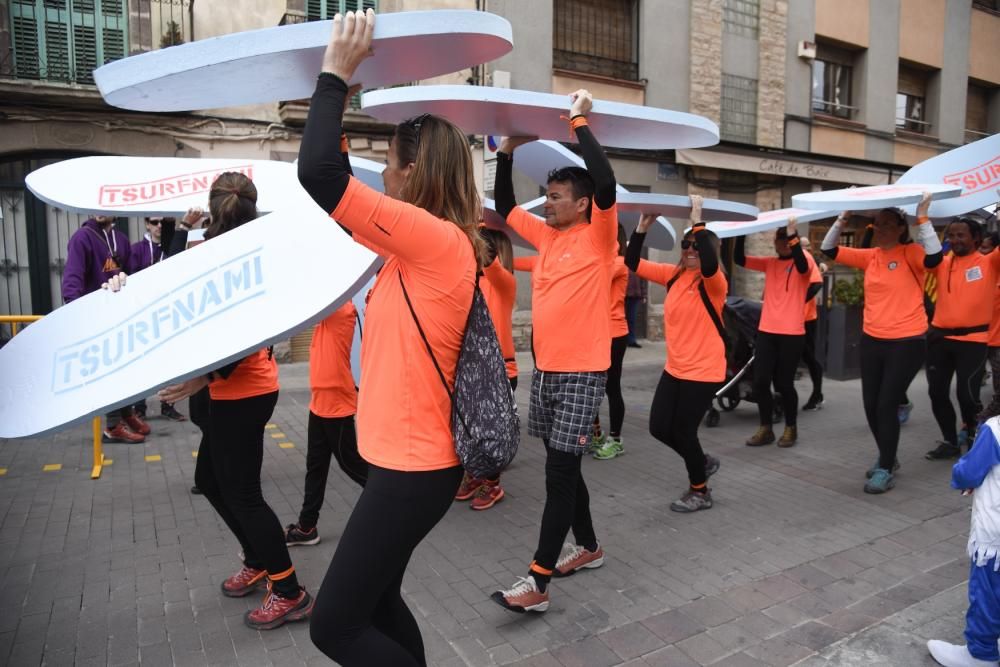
[
  {"x1": 529, "y1": 570, "x2": 550, "y2": 592},
  {"x1": 272, "y1": 575, "x2": 300, "y2": 599},
  {"x1": 581, "y1": 541, "x2": 599, "y2": 553}
]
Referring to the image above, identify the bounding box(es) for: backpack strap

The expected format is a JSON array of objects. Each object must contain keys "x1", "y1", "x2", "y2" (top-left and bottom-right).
[
  {"x1": 664, "y1": 265, "x2": 684, "y2": 292},
  {"x1": 398, "y1": 271, "x2": 454, "y2": 403},
  {"x1": 697, "y1": 281, "x2": 727, "y2": 344}
]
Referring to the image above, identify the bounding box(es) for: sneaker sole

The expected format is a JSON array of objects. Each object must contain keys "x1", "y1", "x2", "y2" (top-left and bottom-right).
[
  {"x1": 745, "y1": 440, "x2": 775, "y2": 447},
  {"x1": 103, "y1": 434, "x2": 145, "y2": 444},
  {"x1": 863, "y1": 480, "x2": 896, "y2": 494},
  {"x1": 592, "y1": 450, "x2": 624, "y2": 460},
  {"x1": 471, "y1": 489, "x2": 505, "y2": 511},
  {"x1": 776, "y1": 440, "x2": 797, "y2": 448},
  {"x1": 220, "y1": 577, "x2": 267, "y2": 598},
  {"x1": 244, "y1": 595, "x2": 314, "y2": 630},
  {"x1": 553, "y1": 554, "x2": 604, "y2": 578},
  {"x1": 286, "y1": 536, "x2": 321, "y2": 546},
  {"x1": 670, "y1": 501, "x2": 713, "y2": 513},
  {"x1": 489, "y1": 591, "x2": 549, "y2": 613}
]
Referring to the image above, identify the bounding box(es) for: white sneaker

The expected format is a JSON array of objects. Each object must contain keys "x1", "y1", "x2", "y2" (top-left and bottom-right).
[
  {"x1": 554, "y1": 542, "x2": 604, "y2": 577},
  {"x1": 927, "y1": 640, "x2": 999, "y2": 667}
]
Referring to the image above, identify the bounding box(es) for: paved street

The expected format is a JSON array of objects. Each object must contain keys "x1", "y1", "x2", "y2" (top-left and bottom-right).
[{"x1": 0, "y1": 344, "x2": 978, "y2": 666}]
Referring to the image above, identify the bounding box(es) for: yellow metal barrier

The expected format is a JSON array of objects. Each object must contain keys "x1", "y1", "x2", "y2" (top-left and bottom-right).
[{"x1": 1, "y1": 315, "x2": 106, "y2": 479}]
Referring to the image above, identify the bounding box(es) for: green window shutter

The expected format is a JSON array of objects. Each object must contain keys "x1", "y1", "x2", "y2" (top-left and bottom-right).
[
  {"x1": 10, "y1": 1, "x2": 41, "y2": 79},
  {"x1": 44, "y1": 20, "x2": 71, "y2": 81},
  {"x1": 306, "y1": 0, "x2": 325, "y2": 21},
  {"x1": 307, "y1": 0, "x2": 377, "y2": 21},
  {"x1": 73, "y1": 23, "x2": 97, "y2": 83}
]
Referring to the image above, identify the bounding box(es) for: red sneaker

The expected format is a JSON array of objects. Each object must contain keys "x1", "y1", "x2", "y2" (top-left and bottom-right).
[
  {"x1": 124, "y1": 412, "x2": 151, "y2": 436},
  {"x1": 470, "y1": 480, "x2": 505, "y2": 510},
  {"x1": 553, "y1": 543, "x2": 605, "y2": 577},
  {"x1": 244, "y1": 584, "x2": 314, "y2": 630},
  {"x1": 454, "y1": 473, "x2": 486, "y2": 501},
  {"x1": 221, "y1": 565, "x2": 267, "y2": 598},
  {"x1": 103, "y1": 422, "x2": 145, "y2": 444}
]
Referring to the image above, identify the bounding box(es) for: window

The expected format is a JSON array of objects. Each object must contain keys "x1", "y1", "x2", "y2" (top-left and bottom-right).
[
  {"x1": 9, "y1": 0, "x2": 127, "y2": 85},
  {"x1": 306, "y1": 0, "x2": 378, "y2": 21},
  {"x1": 966, "y1": 83, "x2": 993, "y2": 143},
  {"x1": 723, "y1": 0, "x2": 759, "y2": 39},
  {"x1": 896, "y1": 65, "x2": 930, "y2": 134},
  {"x1": 553, "y1": 0, "x2": 639, "y2": 82},
  {"x1": 811, "y1": 43, "x2": 856, "y2": 119},
  {"x1": 973, "y1": 1, "x2": 1000, "y2": 11},
  {"x1": 721, "y1": 74, "x2": 758, "y2": 144}
]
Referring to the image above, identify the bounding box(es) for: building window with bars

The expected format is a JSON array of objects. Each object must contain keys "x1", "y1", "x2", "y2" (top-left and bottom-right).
[
  {"x1": 811, "y1": 43, "x2": 857, "y2": 119},
  {"x1": 552, "y1": 0, "x2": 639, "y2": 82},
  {"x1": 896, "y1": 64, "x2": 932, "y2": 134},
  {"x1": 9, "y1": 0, "x2": 128, "y2": 85},
  {"x1": 306, "y1": 0, "x2": 378, "y2": 21},
  {"x1": 721, "y1": 74, "x2": 758, "y2": 144},
  {"x1": 723, "y1": 0, "x2": 759, "y2": 39}
]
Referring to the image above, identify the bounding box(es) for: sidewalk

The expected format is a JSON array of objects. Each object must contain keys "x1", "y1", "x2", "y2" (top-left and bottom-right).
[{"x1": 0, "y1": 343, "x2": 977, "y2": 666}]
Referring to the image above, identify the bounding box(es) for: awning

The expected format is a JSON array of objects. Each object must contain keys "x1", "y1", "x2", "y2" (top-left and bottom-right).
[{"x1": 676, "y1": 148, "x2": 892, "y2": 186}]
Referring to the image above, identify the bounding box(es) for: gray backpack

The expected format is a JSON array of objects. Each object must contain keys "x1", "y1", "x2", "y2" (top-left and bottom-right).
[{"x1": 400, "y1": 272, "x2": 520, "y2": 479}]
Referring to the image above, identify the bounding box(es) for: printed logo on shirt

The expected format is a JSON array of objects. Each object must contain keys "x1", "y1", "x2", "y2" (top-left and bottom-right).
[
  {"x1": 579, "y1": 435, "x2": 589, "y2": 446},
  {"x1": 888, "y1": 261, "x2": 899, "y2": 270},
  {"x1": 102, "y1": 257, "x2": 122, "y2": 273},
  {"x1": 559, "y1": 253, "x2": 573, "y2": 262},
  {"x1": 966, "y1": 266, "x2": 984, "y2": 282}
]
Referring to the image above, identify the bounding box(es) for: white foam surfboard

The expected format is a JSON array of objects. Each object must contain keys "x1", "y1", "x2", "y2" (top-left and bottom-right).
[
  {"x1": 95, "y1": 11, "x2": 513, "y2": 112},
  {"x1": 792, "y1": 183, "x2": 962, "y2": 212},
  {"x1": 0, "y1": 199, "x2": 380, "y2": 439},
  {"x1": 24, "y1": 156, "x2": 385, "y2": 217},
  {"x1": 707, "y1": 208, "x2": 836, "y2": 239},
  {"x1": 896, "y1": 133, "x2": 1000, "y2": 218},
  {"x1": 362, "y1": 85, "x2": 720, "y2": 150}
]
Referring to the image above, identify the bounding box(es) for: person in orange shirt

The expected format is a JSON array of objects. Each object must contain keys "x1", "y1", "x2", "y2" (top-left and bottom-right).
[
  {"x1": 490, "y1": 92, "x2": 617, "y2": 615},
  {"x1": 284, "y1": 301, "x2": 365, "y2": 547},
  {"x1": 592, "y1": 224, "x2": 630, "y2": 460},
  {"x1": 157, "y1": 172, "x2": 313, "y2": 630},
  {"x1": 924, "y1": 216, "x2": 999, "y2": 461},
  {"x1": 296, "y1": 11, "x2": 482, "y2": 665},
  {"x1": 979, "y1": 235, "x2": 1000, "y2": 418},
  {"x1": 735, "y1": 221, "x2": 818, "y2": 448},
  {"x1": 801, "y1": 238, "x2": 826, "y2": 411},
  {"x1": 454, "y1": 228, "x2": 517, "y2": 511},
  {"x1": 822, "y1": 193, "x2": 941, "y2": 493},
  {"x1": 627, "y1": 197, "x2": 726, "y2": 512}
]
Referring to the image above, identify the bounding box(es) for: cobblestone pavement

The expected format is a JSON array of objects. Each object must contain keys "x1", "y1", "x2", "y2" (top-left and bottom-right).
[{"x1": 0, "y1": 344, "x2": 980, "y2": 665}]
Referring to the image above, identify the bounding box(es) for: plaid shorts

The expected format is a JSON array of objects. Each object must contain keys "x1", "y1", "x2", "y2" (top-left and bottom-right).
[{"x1": 528, "y1": 369, "x2": 607, "y2": 454}]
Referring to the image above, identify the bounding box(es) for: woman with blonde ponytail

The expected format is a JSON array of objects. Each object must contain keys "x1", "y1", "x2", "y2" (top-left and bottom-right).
[{"x1": 296, "y1": 9, "x2": 484, "y2": 665}]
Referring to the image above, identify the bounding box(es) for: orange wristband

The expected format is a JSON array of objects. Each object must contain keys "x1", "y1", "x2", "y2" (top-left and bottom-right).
[
  {"x1": 788, "y1": 236, "x2": 801, "y2": 247},
  {"x1": 339, "y1": 133, "x2": 349, "y2": 154},
  {"x1": 917, "y1": 215, "x2": 930, "y2": 224},
  {"x1": 569, "y1": 115, "x2": 588, "y2": 132}
]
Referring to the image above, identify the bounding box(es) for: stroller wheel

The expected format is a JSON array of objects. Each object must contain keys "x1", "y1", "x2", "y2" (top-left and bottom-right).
[
  {"x1": 705, "y1": 409, "x2": 721, "y2": 428},
  {"x1": 717, "y1": 394, "x2": 739, "y2": 412}
]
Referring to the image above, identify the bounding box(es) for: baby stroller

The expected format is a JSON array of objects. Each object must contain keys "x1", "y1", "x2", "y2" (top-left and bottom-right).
[{"x1": 704, "y1": 296, "x2": 783, "y2": 427}]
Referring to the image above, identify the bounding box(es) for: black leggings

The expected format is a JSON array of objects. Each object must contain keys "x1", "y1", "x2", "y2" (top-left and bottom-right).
[
  {"x1": 298, "y1": 412, "x2": 367, "y2": 530},
  {"x1": 195, "y1": 391, "x2": 299, "y2": 595},
  {"x1": 606, "y1": 335, "x2": 628, "y2": 436},
  {"x1": 860, "y1": 335, "x2": 926, "y2": 469},
  {"x1": 802, "y1": 319, "x2": 823, "y2": 398},
  {"x1": 533, "y1": 443, "x2": 597, "y2": 571},
  {"x1": 649, "y1": 371, "x2": 720, "y2": 487},
  {"x1": 753, "y1": 332, "x2": 805, "y2": 427},
  {"x1": 310, "y1": 464, "x2": 463, "y2": 666},
  {"x1": 927, "y1": 338, "x2": 988, "y2": 445}
]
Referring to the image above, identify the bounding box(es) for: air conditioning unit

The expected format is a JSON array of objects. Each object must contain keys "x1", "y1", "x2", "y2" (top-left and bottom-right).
[{"x1": 798, "y1": 40, "x2": 817, "y2": 60}]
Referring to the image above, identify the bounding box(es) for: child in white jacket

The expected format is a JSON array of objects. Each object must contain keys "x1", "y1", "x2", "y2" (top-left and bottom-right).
[{"x1": 929, "y1": 415, "x2": 1000, "y2": 667}]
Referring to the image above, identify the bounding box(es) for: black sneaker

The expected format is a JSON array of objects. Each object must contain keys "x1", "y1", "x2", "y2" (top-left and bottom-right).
[
  {"x1": 285, "y1": 523, "x2": 320, "y2": 546},
  {"x1": 925, "y1": 441, "x2": 961, "y2": 460},
  {"x1": 160, "y1": 403, "x2": 187, "y2": 422},
  {"x1": 802, "y1": 395, "x2": 824, "y2": 411}
]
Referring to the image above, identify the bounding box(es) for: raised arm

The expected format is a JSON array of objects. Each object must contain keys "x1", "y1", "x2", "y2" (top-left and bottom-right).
[
  {"x1": 734, "y1": 235, "x2": 747, "y2": 267},
  {"x1": 913, "y1": 192, "x2": 943, "y2": 268},
  {"x1": 821, "y1": 211, "x2": 848, "y2": 260},
  {"x1": 689, "y1": 196, "x2": 718, "y2": 278},
  {"x1": 787, "y1": 217, "x2": 809, "y2": 274},
  {"x1": 297, "y1": 10, "x2": 374, "y2": 214}
]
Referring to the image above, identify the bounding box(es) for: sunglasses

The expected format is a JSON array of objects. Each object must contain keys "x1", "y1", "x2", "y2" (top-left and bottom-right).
[
  {"x1": 405, "y1": 113, "x2": 432, "y2": 143},
  {"x1": 681, "y1": 239, "x2": 698, "y2": 250}
]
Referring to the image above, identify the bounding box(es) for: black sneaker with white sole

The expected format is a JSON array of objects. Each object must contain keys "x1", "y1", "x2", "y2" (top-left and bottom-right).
[{"x1": 284, "y1": 523, "x2": 320, "y2": 546}]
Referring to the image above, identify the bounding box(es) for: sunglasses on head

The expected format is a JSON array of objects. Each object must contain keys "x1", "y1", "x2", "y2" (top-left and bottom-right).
[{"x1": 405, "y1": 113, "x2": 432, "y2": 144}]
